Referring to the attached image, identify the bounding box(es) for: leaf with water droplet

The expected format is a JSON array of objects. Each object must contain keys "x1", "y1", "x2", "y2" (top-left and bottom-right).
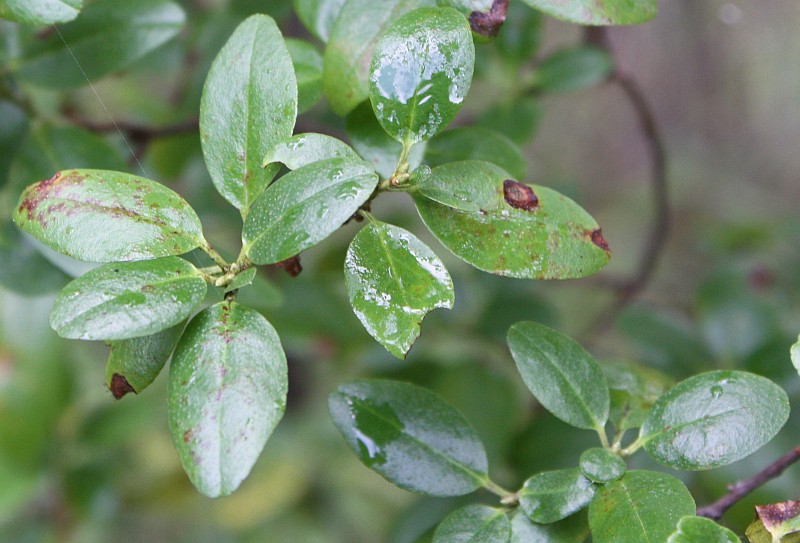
[
  {"x1": 329, "y1": 379, "x2": 488, "y2": 496},
  {"x1": 519, "y1": 0, "x2": 656, "y2": 25},
  {"x1": 345, "y1": 220, "x2": 454, "y2": 358},
  {"x1": 640, "y1": 370, "x2": 789, "y2": 470},
  {"x1": 667, "y1": 516, "x2": 739, "y2": 543},
  {"x1": 0, "y1": 0, "x2": 82, "y2": 25},
  {"x1": 413, "y1": 159, "x2": 507, "y2": 212},
  {"x1": 263, "y1": 133, "x2": 361, "y2": 171},
  {"x1": 425, "y1": 127, "x2": 526, "y2": 180},
  {"x1": 433, "y1": 504, "x2": 511, "y2": 543},
  {"x1": 243, "y1": 157, "x2": 378, "y2": 264},
  {"x1": 168, "y1": 301, "x2": 288, "y2": 498},
  {"x1": 519, "y1": 468, "x2": 595, "y2": 524}
]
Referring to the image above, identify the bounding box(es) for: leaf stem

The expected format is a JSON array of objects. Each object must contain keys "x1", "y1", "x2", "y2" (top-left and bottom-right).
[
  {"x1": 620, "y1": 436, "x2": 646, "y2": 457},
  {"x1": 483, "y1": 478, "x2": 518, "y2": 506},
  {"x1": 201, "y1": 241, "x2": 230, "y2": 270},
  {"x1": 596, "y1": 426, "x2": 611, "y2": 449}
]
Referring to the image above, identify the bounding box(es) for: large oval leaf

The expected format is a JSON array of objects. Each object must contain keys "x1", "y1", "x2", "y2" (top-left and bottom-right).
[
  {"x1": 588, "y1": 471, "x2": 695, "y2": 543},
  {"x1": 50, "y1": 257, "x2": 206, "y2": 340},
  {"x1": 329, "y1": 379, "x2": 488, "y2": 496},
  {"x1": 200, "y1": 14, "x2": 297, "y2": 214},
  {"x1": 369, "y1": 7, "x2": 474, "y2": 144},
  {"x1": 640, "y1": 370, "x2": 789, "y2": 470},
  {"x1": 168, "y1": 302, "x2": 288, "y2": 498},
  {"x1": 425, "y1": 127, "x2": 526, "y2": 180},
  {"x1": 13, "y1": 0, "x2": 185, "y2": 89},
  {"x1": 519, "y1": 468, "x2": 595, "y2": 524},
  {"x1": 519, "y1": 0, "x2": 656, "y2": 26},
  {"x1": 345, "y1": 221, "x2": 454, "y2": 358},
  {"x1": 0, "y1": 0, "x2": 81, "y2": 25},
  {"x1": 667, "y1": 516, "x2": 739, "y2": 543},
  {"x1": 434, "y1": 505, "x2": 511, "y2": 543},
  {"x1": 242, "y1": 158, "x2": 378, "y2": 264},
  {"x1": 13, "y1": 169, "x2": 205, "y2": 262},
  {"x1": 507, "y1": 321, "x2": 609, "y2": 430},
  {"x1": 414, "y1": 182, "x2": 610, "y2": 279}
]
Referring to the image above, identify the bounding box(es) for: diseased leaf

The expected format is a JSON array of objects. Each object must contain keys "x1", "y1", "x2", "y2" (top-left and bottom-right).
[
  {"x1": 0, "y1": 0, "x2": 82, "y2": 25},
  {"x1": 263, "y1": 133, "x2": 361, "y2": 171},
  {"x1": 667, "y1": 516, "x2": 739, "y2": 543},
  {"x1": 754, "y1": 502, "x2": 800, "y2": 541},
  {"x1": 329, "y1": 379, "x2": 488, "y2": 496},
  {"x1": 286, "y1": 38, "x2": 324, "y2": 113},
  {"x1": 13, "y1": 169, "x2": 205, "y2": 262},
  {"x1": 50, "y1": 257, "x2": 206, "y2": 340},
  {"x1": 519, "y1": 468, "x2": 595, "y2": 524},
  {"x1": 345, "y1": 221, "x2": 454, "y2": 358},
  {"x1": 531, "y1": 47, "x2": 612, "y2": 94},
  {"x1": 414, "y1": 160, "x2": 507, "y2": 212},
  {"x1": 579, "y1": 448, "x2": 625, "y2": 483},
  {"x1": 433, "y1": 505, "x2": 511, "y2": 543},
  {"x1": 519, "y1": 0, "x2": 657, "y2": 26},
  {"x1": 168, "y1": 302, "x2": 288, "y2": 498},
  {"x1": 293, "y1": 0, "x2": 346, "y2": 42},
  {"x1": 746, "y1": 517, "x2": 800, "y2": 543},
  {"x1": 425, "y1": 127, "x2": 526, "y2": 180}
]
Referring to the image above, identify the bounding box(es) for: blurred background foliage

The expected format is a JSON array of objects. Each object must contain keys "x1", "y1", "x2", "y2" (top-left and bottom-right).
[{"x1": 1, "y1": 0, "x2": 799, "y2": 541}]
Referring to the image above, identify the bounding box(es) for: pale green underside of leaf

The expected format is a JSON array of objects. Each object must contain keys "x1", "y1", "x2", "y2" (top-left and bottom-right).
[
  {"x1": 520, "y1": 0, "x2": 657, "y2": 26},
  {"x1": 433, "y1": 505, "x2": 511, "y2": 543},
  {"x1": 263, "y1": 133, "x2": 360, "y2": 171},
  {"x1": 105, "y1": 322, "x2": 185, "y2": 395},
  {"x1": 0, "y1": 0, "x2": 81, "y2": 25}
]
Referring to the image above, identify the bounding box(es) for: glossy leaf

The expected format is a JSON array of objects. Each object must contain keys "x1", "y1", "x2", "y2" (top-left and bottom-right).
[
  {"x1": 510, "y1": 511, "x2": 588, "y2": 543},
  {"x1": 329, "y1": 379, "x2": 488, "y2": 496},
  {"x1": 414, "y1": 160, "x2": 508, "y2": 212},
  {"x1": 286, "y1": 38, "x2": 324, "y2": 113},
  {"x1": 200, "y1": 14, "x2": 297, "y2": 214},
  {"x1": 224, "y1": 267, "x2": 257, "y2": 293},
  {"x1": 323, "y1": 0, "x2": 432, "y2": 116},
  {"x1": 369, "y1": 7, "x2": 474, "y2": 144},
  {"x1": 667, "y1": 516, "x2": 739, "y2": 543},
  {"x1": 414, "y1": 183, "x2": 610, "y2": 279},
  {"x1": 531, "y1": 47, "x2": 612, "y2": 94},
  {"x1": 263, "y1": 133, "x2": 360, "y2": 171},
  {"x1": 168, "y1": 302, "x2": 288, "y2": 498},
  {"x1": 50, "y1": 257, "x2": 206, "y2": 341},
  {"x1": 519, "y1": 0, "x2": 657, "y2": 26},
  {"x1": 293, "y1": 0, "x2": 346, "y2": 42},
  {"x1": 519, "y1": 468, "x2": 594, "y2": 524},
  {"x1": 433, "y1": 505, "x2": 511, "y2": 543},
  {"x1": 604, "y1": 360, "x2": 672, "y2": 431},
  {"x1": 425, "y1": 127, "x2": 526, "y2": 180},
  {"x1": 104, "y1": 322, "x2": 185, "y2": 399},
  {"x1": 13, "y1": 169, "x2": 205, "y2": 262},
  {"x1": 242, "y1": 158, "x2": 378, "y2": 265},
  {"x1": 345, "y1": 221, "x2": 454, "y2": 358},
  {"x1": 13, "y1": 0, "x2": 185, "y2": 89},
  {"x1": 640, "y1": 370, "x2": 789, "y2": 470},
  {"x1": 0, "y1": 222, "x2": 70, "y2": 295},
  {"x1": 588, "y1": 471, "x2": 695, "y2": 543},
  {"x1": 507, "y1": 322, "x2": 609, "y2": 430},
  {"x1": 579, "y1": 448, "x2": 625, "y2": 483},
  {"x1": 0, "y1": 0, "x2": 81, "y2": 25}
]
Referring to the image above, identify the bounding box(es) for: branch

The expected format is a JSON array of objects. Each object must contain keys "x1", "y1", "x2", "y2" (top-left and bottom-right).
[{"x1": 697, "y1": 446, "x2": 800, "y2": 520}]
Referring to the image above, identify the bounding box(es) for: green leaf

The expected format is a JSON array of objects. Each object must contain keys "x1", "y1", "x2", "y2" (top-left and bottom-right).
[
  {"x1": 588, "y1": 471, "x2": 695, "y2": 543},
  {"x1": 0, "y1": 222, "x2": 70, "y2": 296},
  {"x1": 104, "y1": 322, "x2": 185, "y2": 399},
  {"x1": 13, "y1": 0, "x2": 185, "y2": 89},
  {"x1": 286, "y1": 38, "x2": 324, "y2": 114},
  {"x1": 640, "y1": 370, "x2": 789, "y2": 470},
  {"x1": 200, "y1": 14, "x2": 297, "y2": 214},
  {"x1": 414, "y1": 160, "x2": 507, "y2": 212},
  {"x1": 667, "y1": 516, "x2": 739, "y2": 543},
  {"x1": 425, "y1": 127, "x2": 526, "y2": 180},
  {"x1": 746, "y1": 518, "x2": 800, "y2": 543},
  {"x1": 293, "y1": 0, "x2": 346, "y2": 42},
  {"x1": 50, "y1": 256, "x2": 206, "y2": 341},
  {"x1": 519, "y1": 468, "x2": 595, "y2": 524},
  {"x1": 263, "y1": 133, "x2": 361, "y2": 171},
  {"x1": 494, "y1": 2, "x2": 543, "y2": 66},
  {"x1": 753, "y1": 502, "x2": 800, "y2": 541},
  {"x1": 604, "y1": 360, "x2": 673, "y2": 432},
  {"x1": 345, "y1": 221, "x2": 454, "y2": 358},
  {"x1": 13, "y1": 169, "x2": 205, "y2": 262},
  {"x1": 532, "y1": 47, "x2": 612, "y2": 94},
  {"x1": 323, "y1": 0, "x2": 433, "y2": 116},
  {"x1": 519, "y1": 0, "x2": 657, "y2": 26},
  {"x1": 510, "y1": 511, "x2": 589, "y2": 543},
  {"x1": 0, "y1": 0, "x2": 82, "y2": 25},
  {"x1": 507, "y1": 322, "x2": 609, "y2": 430},
  {"x1": 243, "y1": 158, "x2": 378, "y2": 264},
  {"x1": 436, "y1": 0, "x2": 492, "y2": 16},
  {"x1": 579, "y1": 448, "x2": 625, "y2": 483},
  {"x1": 329, "y1": 379, "x2": 488, "y2": 496},
  {"x1": 414, "y1": 182, "x2": 610, "y2": 279},
  {"x1": 369, "y1": 7, "x2": 474, "y2": 144},
  {"x1": 225, "y1": 267, "x2": 257, "y2": 293},
  {"x1": 479, "y1": 97, "x2": 543, "y2": 145},
  {"x1": 168, "y1": 301, "x2": 288, "y2": 498},
  {"x1": 792, "y1": 335, "x2": 800, "y2": 377},
  {"x1": 433, "y1": 505, "x2": 511, "y2": 543}
]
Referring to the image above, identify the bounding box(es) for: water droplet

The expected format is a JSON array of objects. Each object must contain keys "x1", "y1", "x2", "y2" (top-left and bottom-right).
[{"x1": 710, "y1": 385, "x2": 724, "y2": 399}]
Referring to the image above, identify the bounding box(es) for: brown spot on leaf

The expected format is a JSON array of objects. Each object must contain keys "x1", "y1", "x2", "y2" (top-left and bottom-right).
[
  {"x1": 183, "y1": 429, "x2": 193, "y2": 443},
  {"x1": 141, "y1": 285, "x2": 155, "y2": 293},
  {"x1": 469, "y1": 0, "x2": 509, "y2": 38},
  {"x1": 756, "y1": 501, "x2": 800, "y2": 531},
  {"x1": 503, "y1": 179, "x2": 539, "y2": 211},
  {"x1": 274, "y1": 255, "x2": 303, "y2": 277},
  {"x1": 590, "y1": 229, "x2": 611, "y2": 253},
  {"x1": 109, "y1": 374, "x2": 135, "y2": 399}
]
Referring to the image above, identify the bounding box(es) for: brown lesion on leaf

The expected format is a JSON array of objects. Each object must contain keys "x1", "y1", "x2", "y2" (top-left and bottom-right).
[
  {"x1": 109, "y1": 373, "x2": 136, "y2": 399},
  {"x1": 590, "y1": 228, "x2": 611, "y2": 253},
  {"x1": 183, "y1": 429, "x2": 193, "y2": 444},
  {"x1": 274, "y1": 255, "x2": 303, "y2": 277},
  {"x1": 503, "y1": 179, "x2": 539, "y2": 211},
  {"x1": 756, "y1": 501, "x2": 800, "y2": 531},
  {"x1": 469, "y1": 0, "x2": 509, "y2": 38}
]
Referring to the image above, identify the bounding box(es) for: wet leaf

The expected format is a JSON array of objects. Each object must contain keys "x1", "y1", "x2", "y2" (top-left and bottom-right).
[
  {"x1": 293, "y1": 0, "x2": 346, "y2": 42},
  {"x1": 13, "y1": 169, "x2": 205, "y2": 262},
  {"x1": 433, "y1": 505, "x2": 511, "y2": 543},
  {"x1": 200, "y1": 14, "x2": 297, "y2": 214},
  {"x1": 667, "y1": 516, "x2": 739, "y2": 543},
  {"x1": 286, "y1": 38, "x2": 324, "y2": 114},
  {"x1": 510, "y1": 510, "x2": 589, "y2": 543},
  {"x1": 50, "y1": 256, "x2": 206, "y2": 340},
  {"x1": 414, "y1": 160, "x2": 507, "y2": 212},
  {"x1": 425, "y1": 127, "x2": 526, "y2": 180},
  {"x1": 507, "y1": 321, "x2": 609, "y2": 430},
  {"x1": 579, "y1": 448, "x2": 625, "y2": 483},
  {"x1": 242, "y1": 158, "x2": 377, "y2": 264},
  {"x1": 345, "y1": 221, "x2": 454, "y2": 358},
  {"x1": 519, "y1": 468, "x2": 595, "y2": 524},
  {"x1": 329, "y1": 379, "x2": 488, "y2": 496},
  {"x1": 640, "y1": 370, "x2": 789, "y2": 470},
  {"x1": 532, "y1": 46, "x2": 612, "y2": 94},
  {"x1": 369, "y1": 7, "x2": 474, "y2": 144},
  {"x1": 588, "y1": 471, "x2": 695, "y2": 543},
  {"x1": 519, "y1": 0, "x2": 656, "y2": 26},
  {"x1": 263, "y1": 133, "x2": 361, "y2": 171},
  {"x1": 0, "y1": 0, "x2": 82, "y2": 25},
  {"x1": 168, "y1": 301, "x2": 288, "y2": 498}
]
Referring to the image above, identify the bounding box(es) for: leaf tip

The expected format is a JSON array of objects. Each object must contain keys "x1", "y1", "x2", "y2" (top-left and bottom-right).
[{"x1": 109, "y1": 373, "x2": 136, "y2": 399}]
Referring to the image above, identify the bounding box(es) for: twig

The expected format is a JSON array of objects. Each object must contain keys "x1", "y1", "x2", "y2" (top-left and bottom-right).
[{"x1": 697, "y1": 446, "x2": 800, "y2": 521}]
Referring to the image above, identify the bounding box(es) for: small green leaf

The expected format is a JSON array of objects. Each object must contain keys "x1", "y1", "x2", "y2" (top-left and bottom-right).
[
  {"x1": 579, "y1": 448, "x2": 625, "y2": 483},
  {"x1": 345, "y1": 221, "x2": 454, "y2": 358},
  {"x1": 531, "y1": 47, "x2": 612, "y2": 94},
  {"x1": 494, "y1": 3, "x2": 543, "y2": 67},
  {"x1": 519, "y1": 0, "x2": 657, "y2": 26},
  {"x1": 0, "y1": 0, "x2": 82, "y2": 25},
  {"x1": 604, "y1": 360, "x2": 672, "y2": 431},
  {"x1": 286, "y1": 38, "x2": 324, "y2": 113},
  {"x1": 507, "y1": 322, "x2": 609, "y2": 430},
  {"x1": 50, "y1": 257, "x2": 206, "y2": 341},
  {"x1": 200, "y1": 14, "x2": 297, "y2": 214},
  {"x1": 104, "y1": 322, "x2": 185, "y2": 399},
  {"x1": 329, "y1": 379, "x2": 488, "y2": 496},
  {"x1": 588, "y1": 471, "x2": 695, "y2": 543},
  {"x1": 243, "y1": 158, "x2": 378, "y2": 264},
  {"x1": 263, "y1": 133, "x2": 361, "y2": 171},
  {"x1": 519, "y1": 468, "x2": 595, "y2": 524},
  {"x1": 434, "y1": 505, "x2": 511, "y2": 543},
  {"x1": 640, "y1": 370, "x2": 789, "y2": 470},
  {"x1": 414, "y1": 160, "x2": 507, "y2": 212},
  {"x1": 225, "y1": 267, "x2": 257, "y2": 293},
  {"x1": 369, "y1": 7, "x2": 474, "y2": 144},
  {"x1": 293, "y1": 0, "x2": 346, "y2": 42},
  {"x1": 168, "y1": 302, "x2": 288, "y2": 498},
  {"x1": 13, "y1": 0, "x2": 185, "y2": 88},
  {"x1": 425, "y1": 127, "x2": 526, "y2": 180},
  {"x1": 13, "y1": 169, "x2": 205, "y2": 262},
  {"x1": 667, "y1": 516, "x2": 739, "y2": 543},
  {"x1": 510, "y1": 511, "x2": 589, "y2": 543}
]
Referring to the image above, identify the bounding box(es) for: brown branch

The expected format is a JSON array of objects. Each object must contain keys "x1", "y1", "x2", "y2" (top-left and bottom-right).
[{"x1": 697, "y1": 446, "x2": 800, "y2": 521}]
